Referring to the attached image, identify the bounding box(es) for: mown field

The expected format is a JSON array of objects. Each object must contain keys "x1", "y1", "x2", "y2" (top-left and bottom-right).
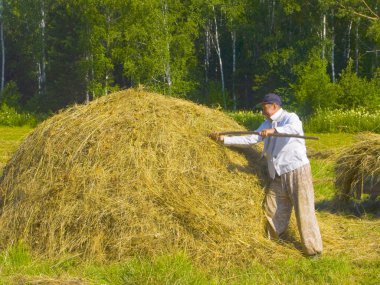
[{"x1": 0, "y1": 126, "x2": 379, "y2": 284}]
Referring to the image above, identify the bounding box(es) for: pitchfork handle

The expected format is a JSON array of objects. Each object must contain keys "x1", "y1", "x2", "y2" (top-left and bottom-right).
[{"x1": 218, "y1": 131, "x2": 319, "y2": 140}]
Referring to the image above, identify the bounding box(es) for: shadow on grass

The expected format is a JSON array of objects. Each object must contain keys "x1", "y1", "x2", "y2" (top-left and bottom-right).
[{"x1": 316, "y1": 198, "x2": 380, "y2": 218}]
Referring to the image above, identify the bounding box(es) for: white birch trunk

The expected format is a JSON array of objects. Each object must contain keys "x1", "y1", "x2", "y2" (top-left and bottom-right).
[
  {"x1": 232, "y1": 30, "x2": 237, "y2": 110},
  {"x1": 105, "y1": 13, "x2": 111, "y2": 96},
  {"x1": 346, "y1": 20, "x2": 352, "y2": 60},
  {"x1": 0, "y1": 15, "x2": 4, "y2": 91},
  {"x1": 271, "y1": 0, "x2": 276, "y2": 33},
  {"x1": 165, "y1": 41, "x2": 172, "y2": 95},
  {"x1": 204, "y1": 24, "x2": 211, "y2": 102},
  {"x1": 0, "y1": 0, "x2": 4, "y2": 91},
  {"x1": 85, "y1": 75, "x2": 90, "y2": 104},
  {"x1": 162, "y1": 0, "x2": 171, "y2": 95},
  {"x1": 204, "y1": 25, "x2": 210, "y2": 85},
  {"x1": 38, "y1": 0, "x2": 46, "y2": 96},
  {"x1": 85, "y1": 55, "x2": 90, "y2": 104},
  {"x1": 105, "y1": 73, "x2": 108, "y2": 95},
  {"x1": 355, "y1": 19, "x2": 360, "y2": 74},
  {"x1": 212, "y1": 6, "x2": 226, "y2": 109},
  {"x1": 322, "y1": 14, "x2": 326, "y2": 59},
  {"x1": 92, "y1": 59, "x2": 95, "y2": 99},
  {"x1": 331, "y1": 15, "x2": 336, "y2": 83}
]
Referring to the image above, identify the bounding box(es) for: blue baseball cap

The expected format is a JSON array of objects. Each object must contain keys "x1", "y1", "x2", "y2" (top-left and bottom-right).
[{"x1": 261, "y1": 93, "x2": 282, "y2": 106}]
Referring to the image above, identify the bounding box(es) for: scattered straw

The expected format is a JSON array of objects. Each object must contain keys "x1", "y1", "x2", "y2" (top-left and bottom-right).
[{"x1": 12, "y1": 276, "x2": 87, "y2": 285}]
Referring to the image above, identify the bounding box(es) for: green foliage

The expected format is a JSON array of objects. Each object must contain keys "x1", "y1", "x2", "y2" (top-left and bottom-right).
[
  {"x1": 290, "y1": 51, "x2": 380, "y2": 116},
  {"x1": 291, "y1": 51, "x2": 338, "y2": 115},
  {"x1": 2, "y1": 0, "x2": 380, "y2": 112},
  {"x1": 336, "y1": 60, "x2": 380, "y2": 110},
  {"x1": 0, "y1": 81, "x2": 21, "y2": 109},
  {"x1": 367, "y1": 20, "x2": 380, "y2": 44},
  {"x1": 205, "y1": 80, "x2": 232, "y2": 108}
]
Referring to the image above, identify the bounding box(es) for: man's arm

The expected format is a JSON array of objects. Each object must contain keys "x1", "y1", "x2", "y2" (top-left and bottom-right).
[
  {"x1": 209, "y1": 121, "x2": 270, "y2": 146},
  {"x1": 208, "y1": 132, "x2": 261, "y2": 147},
  {"x1": 223, "y1": 134, "x2": 261, "y2": 146}
]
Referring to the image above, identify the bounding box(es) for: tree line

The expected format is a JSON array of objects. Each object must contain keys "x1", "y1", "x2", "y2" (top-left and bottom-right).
[{"x1": 0, "y1": 0, "x2": 379, "y2": 114}]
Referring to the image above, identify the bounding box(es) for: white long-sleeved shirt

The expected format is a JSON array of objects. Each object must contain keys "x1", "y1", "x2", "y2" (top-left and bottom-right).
[{"x1": 224, "y1": 108, "x2": 309, "y2": 179}]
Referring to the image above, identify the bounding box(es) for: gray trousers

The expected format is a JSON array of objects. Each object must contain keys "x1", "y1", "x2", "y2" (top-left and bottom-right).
[{"x1": 263, "y1": 164, "x2": 323, "y2": 255}]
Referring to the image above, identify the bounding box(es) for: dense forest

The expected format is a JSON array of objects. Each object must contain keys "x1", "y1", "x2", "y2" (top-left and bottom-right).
[{"x1": 0, "y1": 0, "x2": 379, "y2": 114}]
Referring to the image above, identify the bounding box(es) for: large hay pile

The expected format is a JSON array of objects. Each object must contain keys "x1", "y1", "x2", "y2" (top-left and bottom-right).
[
  {"x1": 0, "y1": 89, "x2": 290, "y2": 264},
  {"x1": 335, "y1": 133, "x2": 380, "y2": 200}
]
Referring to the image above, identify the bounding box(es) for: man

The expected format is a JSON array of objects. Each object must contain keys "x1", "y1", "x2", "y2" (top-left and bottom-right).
[{"x1": 209, "y1": 93, "x2": 323, "y2": 257}]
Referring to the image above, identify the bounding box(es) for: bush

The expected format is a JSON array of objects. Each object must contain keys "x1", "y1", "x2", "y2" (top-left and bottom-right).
[
  {"x1": 226, "y1": 110, "x2": 265, "y2": 130},
  {"x1": 336, "y1": 60, "x2": 380, "y2": 111},
  {"x1": 291, "y1": 51, "x2": 338, "y2": 115},
  {"x1": 0, "y1": 81, "x2": 21, "y2": 109},
  {"x1": 0, "y1": 104, "x2": 39, "y2": 127}
]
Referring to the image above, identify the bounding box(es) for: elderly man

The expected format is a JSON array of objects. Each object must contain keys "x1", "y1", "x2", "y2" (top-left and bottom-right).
[{"x1": 210, "y1": 93, "x2": 323, "y2": 257}]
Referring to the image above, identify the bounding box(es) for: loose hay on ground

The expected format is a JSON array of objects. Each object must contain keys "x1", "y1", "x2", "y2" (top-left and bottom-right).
[
  {"x1": 0, "y1": 89, "x2": 296, "y2": 265},
  {"x1": 12, "y1": 276, "x2": 87, "y2": 285}
]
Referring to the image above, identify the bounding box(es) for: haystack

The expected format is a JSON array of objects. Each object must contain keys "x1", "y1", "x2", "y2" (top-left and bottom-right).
[
  {"x1": 335, "y1": 133, "x2": 380, "y2": 200},
  {"x1": 0, "y1": 89, "x2": 292, "y2": 264}
]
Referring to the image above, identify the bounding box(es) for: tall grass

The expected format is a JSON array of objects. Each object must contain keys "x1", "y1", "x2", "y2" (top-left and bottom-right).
[
  {"x1": 0, "y1": 105, "x2": 40, "y2": 127},
  {"x1": 303, "y1": 108, "x2": 380, "y2": 133},
  {"x1": 227, "y1": 109, "x2": 380, "y2": 133},
  {"x1": 226, "y1": 110, "x2": 264, "y2": 130}
]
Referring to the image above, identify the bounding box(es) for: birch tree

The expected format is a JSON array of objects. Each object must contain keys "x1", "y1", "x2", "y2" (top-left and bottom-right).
[
  {"x1": 223, "y1": 0, "x2": 246, "y2": 110},
  {"x1": 161, "y1": 0, "x2": 172, "y2": 95},
  {"x1": 209, "y1": 4, "x2": 226, "y2": 108},
  {"x1": 204, "y1": 20, "x2": 211, "y2": 100},
  {"x1": 37, "y1": 0, "x2": 46, "y2": 97},
  {"x1": 0, "y1": 0, "x2": 4, "y2": 91},
  {"x1": 322, "y1": 13, "x2": 327, "y2": 59},
  {"x1": 331, "y1": 10, "x2": 336, "y2": 82}
]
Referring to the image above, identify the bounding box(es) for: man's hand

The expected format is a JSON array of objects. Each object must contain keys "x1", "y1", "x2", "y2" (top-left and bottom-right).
[
  {"x1": 208, "y1": 132, "x2": 224, "y2": 142},
  {"x1": 259, "y1": 128, "x2": 276, "y2": 138}
]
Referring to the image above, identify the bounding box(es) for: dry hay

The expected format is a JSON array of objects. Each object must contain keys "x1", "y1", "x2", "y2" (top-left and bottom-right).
[
  {"x1": 335, "y1": 132, "x2": 380, "y2": 200},
  {"x1": 0, "y1": 89, "x2": 295, "y2": 265},
  {"x1": 12, "y1": 276, "x2": 87, "y2": 285}
]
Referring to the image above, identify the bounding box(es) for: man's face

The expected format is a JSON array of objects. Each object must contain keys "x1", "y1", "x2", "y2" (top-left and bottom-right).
[{"x1": 261, "y1": 103, "x2": 277, "y2": 118}]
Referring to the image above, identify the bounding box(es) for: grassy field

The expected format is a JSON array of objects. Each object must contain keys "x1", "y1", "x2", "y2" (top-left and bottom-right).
[
  {"x1": 0, "y1": 127, "x2": 379, "y2": 284},
  {"x1": 0, "y1": 126, "x2": 33, "y2": 176}
]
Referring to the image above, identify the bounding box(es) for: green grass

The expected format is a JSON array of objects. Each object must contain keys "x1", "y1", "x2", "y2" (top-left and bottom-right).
[
  {"x1": 0, "y1": 128, "x2": 379, "y2": 284},
  {"x1": 0, "y1": 126, "x2": 32, "y2": 176},
  {"x1": 0, "y1": 246, "x2": 378, "y2": 285},
  {"x1": 306, "y1": 133, "x2": 354, "y2": 201}
]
